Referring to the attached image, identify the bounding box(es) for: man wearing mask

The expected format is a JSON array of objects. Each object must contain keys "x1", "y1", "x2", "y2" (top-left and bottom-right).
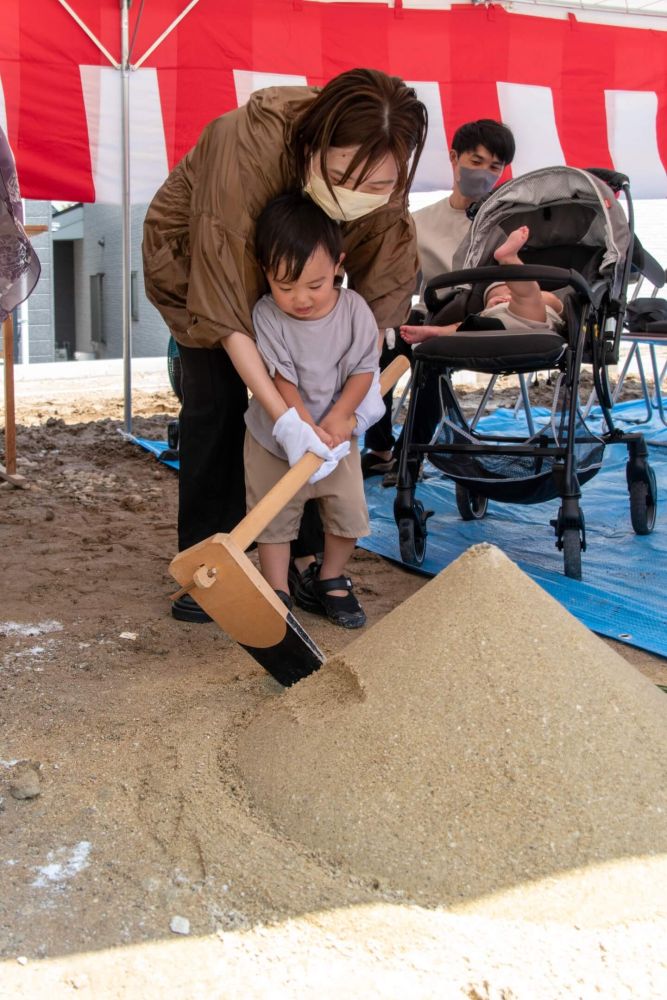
[
  {"x1": 413, "y1": 119, "x2": 516, "y2": 286},
  {"x1": 362, "y1": 118, "x2": 516, "y2": 481}
]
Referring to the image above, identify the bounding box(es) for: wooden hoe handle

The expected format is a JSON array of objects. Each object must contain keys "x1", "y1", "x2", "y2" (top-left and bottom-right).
[
  {"x1": 171, "y1": 355, "x2": 410, "y2": 599},
  {"x1": 230, "y1": 354, "x2": 410, "y2": 551}
]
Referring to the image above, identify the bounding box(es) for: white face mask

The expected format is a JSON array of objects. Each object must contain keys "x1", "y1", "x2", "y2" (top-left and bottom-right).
[{"x1": 304, "y1": 169, "x2": 392, "y2": 222}]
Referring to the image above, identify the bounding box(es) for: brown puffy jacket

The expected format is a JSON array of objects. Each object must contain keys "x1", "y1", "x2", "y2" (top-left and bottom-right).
[{"x1": 142, "y1": 86, "x2": 419, "y2": 349}]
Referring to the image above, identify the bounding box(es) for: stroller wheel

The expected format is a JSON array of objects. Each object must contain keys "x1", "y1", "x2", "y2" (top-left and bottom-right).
[
  {"x1": 455, "y1": 483, "x2": 488, "y2": 521},
  {"x1": 553, "y1": 503, "x2": 585, "y2": 581},
  {"x1": 629, "y1": 467, "x2": 657, "y2": 535},
  {"x1": 398, "y1": 501, "x2": 430, "y2": 566},
  {"x1": 562, "y1": 528, "x2": 583, "y2": 581}
]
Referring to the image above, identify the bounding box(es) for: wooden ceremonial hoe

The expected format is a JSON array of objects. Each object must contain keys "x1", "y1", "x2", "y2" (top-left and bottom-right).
[{"x1": 169, "y1": 356, "x2": 410, "y2": 687}]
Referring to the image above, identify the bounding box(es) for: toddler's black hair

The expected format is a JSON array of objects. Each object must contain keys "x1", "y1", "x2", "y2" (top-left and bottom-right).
[{"x1": 255, "y1": 191, "x2": 343, "y2": 282}]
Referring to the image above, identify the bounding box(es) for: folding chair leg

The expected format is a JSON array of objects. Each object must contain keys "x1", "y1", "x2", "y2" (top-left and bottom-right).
[
  {"x1": 517, "y1": 374, "x2": 536, "y2": 436},
  {"x1": 612, "y1": 343, "x2": 637, "y2": 404},
  {"x1": 634, "y1": 350, "x2": 655, "y2": 423},
  {"x1": 470, "y1": 375, "x2": 498, "y2": 430},
  {"x1": 649, "y1": 344, "x2": 667, "y2": 425}
]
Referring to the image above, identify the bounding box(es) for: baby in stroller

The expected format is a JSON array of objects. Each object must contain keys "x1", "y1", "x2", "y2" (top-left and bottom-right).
[
  {"x1": 400, "y1": 225, "x2": 564, "y2": 344},
  {"x1": 392, "y1": 165, "x2": 661, "y2": 580}
]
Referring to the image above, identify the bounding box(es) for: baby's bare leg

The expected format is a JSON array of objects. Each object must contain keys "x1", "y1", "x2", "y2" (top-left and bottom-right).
[
  {"x1": 400, "y1": 322, "x2": 460, "y2": 344},
  {"x1": 494, "y1": 226, "x2": 547, "y2": 323}
]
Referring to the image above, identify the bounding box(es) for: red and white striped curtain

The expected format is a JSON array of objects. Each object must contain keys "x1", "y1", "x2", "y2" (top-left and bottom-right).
[{"x1": 2, "y1": 0, "x2": 666, "y2": 202}]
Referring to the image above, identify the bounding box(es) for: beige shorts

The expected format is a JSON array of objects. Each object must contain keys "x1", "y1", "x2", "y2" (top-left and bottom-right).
[{"x1": 244, "y1": 432, "x2": 370, "y2": 544}]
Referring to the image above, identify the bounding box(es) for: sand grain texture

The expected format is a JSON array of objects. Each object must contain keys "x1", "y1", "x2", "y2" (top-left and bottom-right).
[
  {"x1": 2, "y1": 375, "x2": 667, "y2": 994},
  {"x1": 239, "y1": 544, "x2": 667, "y2": 920}
]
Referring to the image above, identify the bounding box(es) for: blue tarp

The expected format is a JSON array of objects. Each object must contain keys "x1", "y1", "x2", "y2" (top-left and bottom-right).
[
  {"x1": 361, "y1": 400, "x2": 667, "y2": 658},
  {"x1": 130, "y1": 435, "x2": 179, "y2": 470},
  {"x1": 130, "y1": 399, "x2": 667, "y2": 657}
]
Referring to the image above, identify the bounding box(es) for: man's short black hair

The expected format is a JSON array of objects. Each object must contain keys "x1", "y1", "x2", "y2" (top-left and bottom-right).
[
  {"x1": 255, "y1": 191, "x2": 343, "y2": 282},
  {"x1": 451, "y1": 119, "x2": 515, "y2": 166}
]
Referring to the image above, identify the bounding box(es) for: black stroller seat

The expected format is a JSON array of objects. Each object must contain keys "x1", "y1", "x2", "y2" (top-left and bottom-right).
[
  {"x1": 394, "y1": 166, "x2": 661, "y2": 579},
  {"x1": 414, "y1": 322, "x2": 566, "y2": 375}
]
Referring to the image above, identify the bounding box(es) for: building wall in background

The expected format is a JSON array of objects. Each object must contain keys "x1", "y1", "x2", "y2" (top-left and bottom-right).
[
  {"x1": 23, "y1": 201, "x2": 54, "y2": 363},
  {"x1": 22, "y1": 200, "x2": 171, "y2": 363},
  {"x1": 78, "y1": 203, "x2": 170, "y2": 360}
]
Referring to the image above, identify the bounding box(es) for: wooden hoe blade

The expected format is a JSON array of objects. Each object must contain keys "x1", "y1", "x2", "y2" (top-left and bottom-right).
[{"x1": 169, "y1": 357, "x2": 410, "y2": 685}]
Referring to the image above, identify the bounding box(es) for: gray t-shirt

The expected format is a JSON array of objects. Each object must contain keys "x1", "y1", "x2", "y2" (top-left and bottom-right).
[{"x1": 245, "y1": 287, "x2": 379, "y2": 459}]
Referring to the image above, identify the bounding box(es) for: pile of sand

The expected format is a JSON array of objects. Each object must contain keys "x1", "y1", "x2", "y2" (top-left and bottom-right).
[{"x1": 238, "y1": 544, "x2": 667, "y2": 920}]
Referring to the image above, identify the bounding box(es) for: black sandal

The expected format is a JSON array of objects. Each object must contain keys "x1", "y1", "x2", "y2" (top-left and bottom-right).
[
  {"x1": 287, "y1": 557, "x2": 323, "y2": 614},
  {"x1": 312, "y1": 574, "x2": 366, "y2": 630}
]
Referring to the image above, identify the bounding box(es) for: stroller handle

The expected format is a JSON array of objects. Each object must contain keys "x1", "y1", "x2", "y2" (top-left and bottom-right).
[
  {"x1": 424, "y1": 265, "x2": 594, "y2": 313},
  {"x1": 584, "y1": 166, "x2": 630, "y2": 193}
]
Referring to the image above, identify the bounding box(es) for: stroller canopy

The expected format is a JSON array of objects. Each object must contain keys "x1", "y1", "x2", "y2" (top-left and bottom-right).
[{"x1": 454, "y1": 166, "x2": 632, "y2": 300}]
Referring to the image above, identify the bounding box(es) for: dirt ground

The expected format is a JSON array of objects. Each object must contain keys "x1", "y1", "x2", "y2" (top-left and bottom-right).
[{"x1": 1, "y1": 368, "x2": 666, "y2": 998}]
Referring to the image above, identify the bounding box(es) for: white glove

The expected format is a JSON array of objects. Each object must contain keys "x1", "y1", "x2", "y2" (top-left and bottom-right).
[
  {"x1": 353, "y1": 371, "x2": 386, "y2": 437},
  {"x1": 309, "y1": 440, "x2": 351, "y2": 484},
  {"x1": 272, "y1": 407, "x2": 347, "y2": 484}
]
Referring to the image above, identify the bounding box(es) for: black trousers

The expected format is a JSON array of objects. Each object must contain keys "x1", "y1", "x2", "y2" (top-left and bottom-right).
[
  {"x1": 364, "y1": 335, "x2": 442, "y2": 473},
  {"x1": 176, "y1": 343, "x2": 323, "y2": 555}
]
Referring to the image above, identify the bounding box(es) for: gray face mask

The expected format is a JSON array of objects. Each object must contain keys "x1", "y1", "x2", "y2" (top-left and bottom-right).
[{"x1": 458, "y1": 166, "x2": 498, "y2": 200}]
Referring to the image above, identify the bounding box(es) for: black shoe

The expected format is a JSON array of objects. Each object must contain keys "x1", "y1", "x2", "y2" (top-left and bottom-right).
[
  {"x1": 275, "y1": 589, "x2": 294, "y2": 611},
  {"x1": 171, "y1": 592, "x2": 213, "y2": 623},
  {"x1": 288, "y1": 557, "x2": 323, "y2": 614},
  {"x1": 361, "y1": 451, "x2": 396, "y2": 479},
  {"x1": 312, "y1": 574, "x2": 366, "y2": 629}
]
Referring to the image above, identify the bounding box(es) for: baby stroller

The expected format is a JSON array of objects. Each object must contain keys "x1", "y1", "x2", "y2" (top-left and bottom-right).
[{"x1": 394, "y1": 166, "x2": 663, "y2": 579}]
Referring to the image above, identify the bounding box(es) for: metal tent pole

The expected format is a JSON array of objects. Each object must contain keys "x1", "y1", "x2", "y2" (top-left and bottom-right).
[
  {"x1": 56, "y1": 0, "x2": 120, "y2": 67},
  {"x1": 133, "y1": 0, "x2": 202, "y2": 68},
  {"x1": 58, "y1": 0, "x2": 207, "y2": 438},
  {"x1": 121, "y1": 0, "x2": 132, "y2": 433}
]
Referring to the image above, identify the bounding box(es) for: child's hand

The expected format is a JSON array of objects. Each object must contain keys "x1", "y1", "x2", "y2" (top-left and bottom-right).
[
  {"x1": 314, "y1": 425, "x2": 335, "y2": 449},
  {"x1": 319, "y1": 413, "x2": 355, "y2": 447}
]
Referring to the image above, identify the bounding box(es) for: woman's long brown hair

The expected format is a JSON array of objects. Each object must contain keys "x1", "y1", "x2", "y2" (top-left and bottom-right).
[{"x1": 292, "y1": 68, "x2": 428, "y2": 204}]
